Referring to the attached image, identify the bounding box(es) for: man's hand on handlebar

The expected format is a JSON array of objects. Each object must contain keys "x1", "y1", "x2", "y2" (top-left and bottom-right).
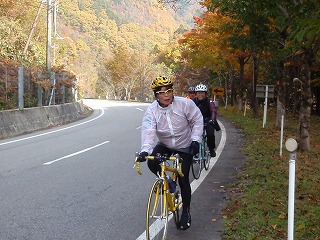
[
  {"x1": 190, "y1": 141, "x2": 199, "y2": 155},
  {"x1": 138, "y1": 151, "x2": 148, "y2": 162}
]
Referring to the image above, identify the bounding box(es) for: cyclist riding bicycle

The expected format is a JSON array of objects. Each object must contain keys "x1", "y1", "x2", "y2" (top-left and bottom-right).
[
  {"x1": 193, "y1": 83, "x2": 218, "y2": 157},
  {"x1": 138, "y1": 76, "x2": 203, "y2": 230},
  {"x1": 186, "y1": 85, "x2": 196, "y2": 99}
]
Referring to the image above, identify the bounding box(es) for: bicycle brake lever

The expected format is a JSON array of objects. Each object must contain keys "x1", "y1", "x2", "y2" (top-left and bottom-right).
[
  {"x1": 134, "y1": 152, "x2": 143, "y2": 175},
  {"x1": 135, "y1": 161, "x2": 142, "y2": 175}
]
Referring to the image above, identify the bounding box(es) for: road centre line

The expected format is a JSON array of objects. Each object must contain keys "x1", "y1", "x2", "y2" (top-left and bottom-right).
[
  {"x1": 136, "y1": 120, "x2": 226, "y2": 240},
  {"x1": 0, "y1": 109, "x2": 105, "y2": 146},
  {"x1": 43, "y1": 140, "x2": 110, "y2": 165}
]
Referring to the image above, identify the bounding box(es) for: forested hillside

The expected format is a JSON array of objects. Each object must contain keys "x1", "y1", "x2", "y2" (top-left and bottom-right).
[
  {"x1": 57, "y1": 0, "x2": 201, "y2": 99},
  {"x1": 0, "y1": 0, "x2": 200, "y2": 101}
]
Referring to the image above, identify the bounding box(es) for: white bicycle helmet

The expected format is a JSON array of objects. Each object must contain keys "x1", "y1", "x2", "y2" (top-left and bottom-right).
[{"x1": 195, "y1": 83, "x2": 207, "y2": 92}]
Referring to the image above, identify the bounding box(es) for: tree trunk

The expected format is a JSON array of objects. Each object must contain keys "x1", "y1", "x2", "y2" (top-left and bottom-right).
[
  {"x1": 237, "y1": 57, "x2": 245, "y2": 112},
  {"x1": 298, "y1": 58, "x2": 312, "y2": 151},
  {"x1": 312, "y1": 85, "x2": 320, "y2": 115},
  {"x1": 226, "y1": 61, "x2": 235, "y2": 106},
  {"x1": 252, "y1": 52, "x2": 259, "y2": 118},
  {"x1": 230, "y1": 72, "x2": 236, "y2": 106},
  {"x1": 276, "y1": 62, "x2": 286, "y2": 128}
]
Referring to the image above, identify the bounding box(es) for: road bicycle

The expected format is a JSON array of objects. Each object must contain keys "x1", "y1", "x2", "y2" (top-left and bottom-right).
[
  {"x1": 134, "y1": 153, "x2": 184, "y2": 240},
  {"x1": 191, "y1": 126, "x2": 211, "y2": 179}
]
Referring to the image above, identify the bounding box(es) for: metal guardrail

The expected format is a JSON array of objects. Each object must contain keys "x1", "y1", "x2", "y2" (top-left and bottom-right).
[{"x1": 0, "y1": 64, "x2": 76, "y2": 110}]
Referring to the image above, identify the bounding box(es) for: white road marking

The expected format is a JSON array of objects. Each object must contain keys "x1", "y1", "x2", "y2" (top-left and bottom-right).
[
  {"x1": 136, "y1": 120, "x2": 226, "y2": 240},
  {"x1": 135, "y1": 108, "x2": 145, "y2": 129},
  {"x1": 0, "y1": 109, "x2": 105, "y2": 146},
  {"x1": 43, "y1": 140, "x2": 110, "y2": 165}
]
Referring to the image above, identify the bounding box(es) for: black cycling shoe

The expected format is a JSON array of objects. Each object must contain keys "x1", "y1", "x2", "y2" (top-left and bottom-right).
[
  {"x1": 178, "y1": 212, "x2": 191, "y2": 230},
  {"x1": 210, "y1": 149, "x2": 216, "y2": 157}
]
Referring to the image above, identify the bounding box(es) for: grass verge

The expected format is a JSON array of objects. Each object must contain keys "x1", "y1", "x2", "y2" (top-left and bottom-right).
[{"x1": 219, "y1": 106, "x2": 320, "y2": 240}]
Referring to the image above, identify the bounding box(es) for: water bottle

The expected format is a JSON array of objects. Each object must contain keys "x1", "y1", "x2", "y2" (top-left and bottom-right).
[{"x1": 167, "y1": 176, "x2": 176, "y2": 193}]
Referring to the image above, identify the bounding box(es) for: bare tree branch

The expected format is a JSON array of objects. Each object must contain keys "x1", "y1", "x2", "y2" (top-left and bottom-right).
[
  {"x1": 157, "y1": 0, "x2": 196, "y2": 11},
  {"x1": 276, "y1": 4, "x2": 289, "y2": 18}
]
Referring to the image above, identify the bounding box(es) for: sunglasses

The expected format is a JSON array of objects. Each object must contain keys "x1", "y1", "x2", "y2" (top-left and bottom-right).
[{"x1": 156, "y1": 88, "x2": 174, "y2": 95}]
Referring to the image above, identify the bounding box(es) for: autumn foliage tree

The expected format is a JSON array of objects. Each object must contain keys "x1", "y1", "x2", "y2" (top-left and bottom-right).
[
  {"x1": 179, "y1": 8, "x2": 252, "y2": 109},
  {"x1": 169, "y1": 0, "x2": 320, "y2": 151}
]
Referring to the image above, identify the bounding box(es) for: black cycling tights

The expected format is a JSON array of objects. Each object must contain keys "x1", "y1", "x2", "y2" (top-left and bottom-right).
[
  {"x1": 205, "y1": 124, "x2": 216, "y2": 149},
  {"x1": 147, "y1": 144, "x2": 192, "y2": 213}
]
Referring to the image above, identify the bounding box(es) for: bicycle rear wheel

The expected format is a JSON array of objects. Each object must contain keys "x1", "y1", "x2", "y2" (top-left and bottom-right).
[
  {"x1": 191, "y1": 155, "x2": 201, "y2": 179},
  {"x1": 146, "y1": 179, "x2": 168, "y2": 240},
  {"x1": 203, "y1": 140, "x2": 211, "y2": 170}
]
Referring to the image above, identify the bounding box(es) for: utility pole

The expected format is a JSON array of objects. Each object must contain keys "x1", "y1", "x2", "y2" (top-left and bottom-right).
[
  {"x1": 24, "y1": 0, "x2": 45, "y2": 107},
  {"x1": 53, "y1": 1, "x2": 57, "y2": 65},
  {"x1": 52, "y1": 1, "x2": 63, "y2": 65},
  {"x1": 53, "y1": 1, "x2": 58, "y2": 65},
  {"x1": 47, "y1": 0, "x2": 56, "y2": 105},
  {"x1": 46, "y1": 0, "x2": 52, "y2": 71}
]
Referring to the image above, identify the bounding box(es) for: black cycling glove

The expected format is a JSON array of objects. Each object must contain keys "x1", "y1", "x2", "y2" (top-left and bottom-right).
[
  {"x1": 138, "y1": 151, "x2": 148, "y2": 162},
  {"x1": 190, "y1": 141, "x2": 199, "y2": 155}
]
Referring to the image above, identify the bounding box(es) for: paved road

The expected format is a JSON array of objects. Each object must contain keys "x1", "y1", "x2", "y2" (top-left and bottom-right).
[{"x1": 0, "y1": 100, "x2": 245, "y2": 240}]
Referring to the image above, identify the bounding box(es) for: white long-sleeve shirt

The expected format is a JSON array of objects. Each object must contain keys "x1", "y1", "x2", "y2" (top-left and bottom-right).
[{"x1": 141, "y1": 96, "x2": 203, "y2": 154}]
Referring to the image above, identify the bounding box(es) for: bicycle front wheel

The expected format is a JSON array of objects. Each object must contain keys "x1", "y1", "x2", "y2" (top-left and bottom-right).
[
  {"x1": 191, "y1": 155, "x2": 201, "y2": 179},
  {"x1": 203, "y1": 140, "x2": 211, "y2": 170},
  {"x1": 146, "y1": 179, "x2": 168, "y2": 240}
]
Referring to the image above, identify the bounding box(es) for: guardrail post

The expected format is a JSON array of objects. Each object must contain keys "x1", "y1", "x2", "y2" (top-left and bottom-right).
[
  {"x1": 285, "y1": 138, "x2": 298, "y2": 240},
  {"x1": 37, "y1": 84, "x2": 43, "y2": 107},
  {"x1": 18, "y1": 66, "x2": 24, "y2": 109},
  {"x1": 280, "y1": 114, "x2": 284, "y2": 156}
]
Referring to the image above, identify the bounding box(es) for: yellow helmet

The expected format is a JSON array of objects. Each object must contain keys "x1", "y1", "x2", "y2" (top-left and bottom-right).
[{"x1": 151, "y1": 76, "x2": 173, "y2": 90}]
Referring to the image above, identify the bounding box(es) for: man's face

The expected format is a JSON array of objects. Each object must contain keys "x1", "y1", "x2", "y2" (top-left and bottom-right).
[
  {"x1": 156, "y1": 86, "x2": 174, "y2": 107},
  {"x1": 188, "y1": 92, "x2": 195, "y2": 98}
]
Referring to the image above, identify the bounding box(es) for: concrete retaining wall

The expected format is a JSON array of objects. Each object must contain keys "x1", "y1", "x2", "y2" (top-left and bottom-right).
[{"x1": 0, "y1": 101, "x2": 91, "y2": 139}]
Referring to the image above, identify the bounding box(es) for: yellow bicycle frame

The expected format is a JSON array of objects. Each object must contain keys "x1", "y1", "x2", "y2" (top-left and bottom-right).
[{"x1": 135, "y1": 153, "x2": 184, "y2": 213}]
